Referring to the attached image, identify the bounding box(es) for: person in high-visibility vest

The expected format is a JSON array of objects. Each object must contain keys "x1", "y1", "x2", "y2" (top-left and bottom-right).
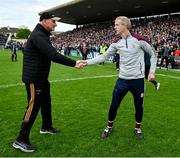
[{"x1": 99, "y1": 43, "x2": 108, "y2": 65}]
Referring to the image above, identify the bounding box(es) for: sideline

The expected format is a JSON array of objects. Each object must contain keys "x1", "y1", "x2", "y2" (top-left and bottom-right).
[
  {"x1": 0, "y1": 73, "x2": 179, "y2": 89},
  {"x1": 156, "y1": 73, "x2": 180, "y2": 79},
  {"x1": 0, "y1": 75, "x2": 117, "y2": 89}
]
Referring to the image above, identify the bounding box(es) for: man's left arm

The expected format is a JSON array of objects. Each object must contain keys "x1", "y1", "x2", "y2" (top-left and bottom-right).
[
  {"x1": 140, "y1": 40, "x2": 157, "y2": 80},
  {"x1": 33, "y1": 35, "x2": 78, "y2": 67}
]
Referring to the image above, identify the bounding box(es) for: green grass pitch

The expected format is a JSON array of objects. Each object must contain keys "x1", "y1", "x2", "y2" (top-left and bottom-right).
[{"x1": 0, "y1": 49, "x2": 180, "y2": 156}]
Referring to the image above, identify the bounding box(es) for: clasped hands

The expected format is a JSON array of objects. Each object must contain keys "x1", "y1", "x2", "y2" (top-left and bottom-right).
[{"x1": 75, "y1": 60, "x2": 87, "y2": 68}]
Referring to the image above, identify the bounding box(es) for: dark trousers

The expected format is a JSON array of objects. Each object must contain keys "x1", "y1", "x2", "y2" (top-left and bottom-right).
[
  {"x1": 160, "y1": 56, "x2": 169, "y2": 68},
  {"x1": 145, "y1": 65, "x2": 150, "y2": 80},
  {"x1": 82, "y1": 53, "x2": 87, "y2": 60},
  {"x1": 11, "y1": 53, "x2": 17, "y2": 61},
  {"x1": 17, "y1": 80, "x2": 52, "y2": 142},
  {"x1": 108, "y1": 78, "x2": 144, "y2": 124},
  {"x1": 115, "y1": 54, "x2": 119, "y2": 69},
  {"x1": 145, "y1": 65, "x2": 157, "y2": 86}
]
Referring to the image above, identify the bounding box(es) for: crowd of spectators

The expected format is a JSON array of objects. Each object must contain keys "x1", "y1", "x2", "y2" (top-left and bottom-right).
[
  {"x1": 1, "y1": 14, "x2": 179, "y2": 69},
  {"x1": 131, "y1": 15, "x2": 180, "y2": 56},
  {"x1": 51, "y1": 14, "x2": 180, "y2": 68}
]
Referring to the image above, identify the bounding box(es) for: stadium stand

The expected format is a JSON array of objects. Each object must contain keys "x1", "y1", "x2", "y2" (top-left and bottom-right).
[
  {"x1": 40, "y1": 0, "x2": 180, "y2": 25},
  {"x1": 41, "y1": 0, "x2": 180, "y2": 69},
  {"x1": 50, "y1": 14, "x2": 180, "y2": 69},
  {"x1": 0, "y1": 27, "x2": 18, "y2": 48}
]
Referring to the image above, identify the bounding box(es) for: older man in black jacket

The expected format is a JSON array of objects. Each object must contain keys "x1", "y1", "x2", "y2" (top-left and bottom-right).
[{"x1": 12, "y1": 12, "x2": 83, "y2": 152}]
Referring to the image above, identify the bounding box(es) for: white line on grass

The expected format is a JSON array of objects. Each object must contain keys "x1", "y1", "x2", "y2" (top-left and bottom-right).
[
  {"x1": 0, "y1": 75, "x2": 117, "y2": 89},
  {"x1": 157, "y1": 73, "x2": 180, "y2": 80},
  {"x1": 0, "y1": 73, "x2": 179, "y2": 89}
]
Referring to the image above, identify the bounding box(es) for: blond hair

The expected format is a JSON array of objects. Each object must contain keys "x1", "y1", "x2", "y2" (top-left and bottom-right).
[{"x1": 115, "y1": 16, "x2": 131, "y2": 29}]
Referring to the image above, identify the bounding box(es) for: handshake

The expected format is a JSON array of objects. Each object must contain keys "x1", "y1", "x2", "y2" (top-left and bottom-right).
[{"x1": 75, "y1": 60, "x2": 88, "y2": 69}]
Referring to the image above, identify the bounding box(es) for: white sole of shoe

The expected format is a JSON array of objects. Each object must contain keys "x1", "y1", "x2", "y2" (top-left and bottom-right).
[
  {"x1": 39, "y1": 130, "x2": 56, "y2": 135},
  {"x1": 12, "y1": 142, "x2": 35, "y2": 153}
]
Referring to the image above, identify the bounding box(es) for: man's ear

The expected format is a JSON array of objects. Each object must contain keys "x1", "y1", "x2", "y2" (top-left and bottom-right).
[
  {"x1": 42, "y1": 20, "x2": 46, "y2": 24},
  {"x1": 41, "y1": 19, "x2": 47, "y2": 25}
]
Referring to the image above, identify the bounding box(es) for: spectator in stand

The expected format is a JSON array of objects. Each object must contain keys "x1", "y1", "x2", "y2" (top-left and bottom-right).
[
  {"x1": 159, "y1": 44, "x2": 170, "y2": 69},
  {"x1": 88, "y1": 44, "x2": 95, "y2": 58},
  {"x1": 82, "y1": 43, "x2": 88, "y2": 60},
  {"x1": 175, "y1": 48, "x2": 180, "y2": 57},
  {"x1": 168, "y1": 51, "x2": 176, "y2": 69},
  {"x1": 99, "y1": 43, "x2": 108, "y2": 65}
]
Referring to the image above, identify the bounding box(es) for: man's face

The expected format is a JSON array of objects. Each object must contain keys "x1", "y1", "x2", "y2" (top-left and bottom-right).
[
  {"x1": 43, "y1": 19, "x2": 57, "y2": 32},
  {"x1": 114, "y1": 19, "x2": 126, "y2": 35}
]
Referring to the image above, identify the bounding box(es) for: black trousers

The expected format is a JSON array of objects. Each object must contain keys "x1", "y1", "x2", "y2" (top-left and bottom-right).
[
  {"x1": 11, "y1": 52, "x2": 17, "y2": 61},
  {"x1": 160, "y1": 56, "x2": 169, "y2": 68},
  {"x1": 145, "y1": 65, "x2": 150, "y2": 80},
  {"x1": 17, "y1": 80, "x2": 52, "y2": 142},
  {"x1": 82, "y1": 53, "x2": 87, "y2": 60},
  {"x1": 115, "y1": 54, "x2": 119, "y2": 69},
  {"x1": 108, "y1": 78, "x2": 144, "y2": 124}
]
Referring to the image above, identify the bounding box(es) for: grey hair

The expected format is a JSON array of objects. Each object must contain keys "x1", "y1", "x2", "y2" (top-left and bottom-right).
[{"x1": 115, "y1": 16, "x2": 131, "y2": 29}]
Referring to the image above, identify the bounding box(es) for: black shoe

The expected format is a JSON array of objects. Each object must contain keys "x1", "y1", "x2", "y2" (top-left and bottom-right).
[
  {"x1": 134, "y1": 128, "x2": 144, "y2": 139},
  {"x1": 12, "y1": 140, "x2": 36, "y2": 152},
  {"x1": 101, "y1": 127, "x2": 112, "y2": 139},
  {"x1": 40, "y1": 127, "x2": 59, "y2": 135}
]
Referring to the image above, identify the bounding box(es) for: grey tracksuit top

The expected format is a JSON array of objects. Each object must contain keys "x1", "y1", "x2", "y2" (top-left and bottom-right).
[{"x1": 87, "y1": 35, "x2": 157, "y2": 80}]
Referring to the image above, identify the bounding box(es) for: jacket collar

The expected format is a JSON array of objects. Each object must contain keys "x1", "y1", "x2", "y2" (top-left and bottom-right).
[
  {"x1": 121, "y1": 34, "x2": 132, "y2": 40},
  {"x1": 35, "y1": 24, "x2": 51, "y2": 36}
]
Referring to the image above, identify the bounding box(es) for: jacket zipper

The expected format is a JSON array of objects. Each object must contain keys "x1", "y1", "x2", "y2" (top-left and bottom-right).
[
  {"x1": 140, "y1": 63, "x2": 143, "y2": 74},
  {"x1": 125, "y1": 38, "x2": 128, "y2": 48}
]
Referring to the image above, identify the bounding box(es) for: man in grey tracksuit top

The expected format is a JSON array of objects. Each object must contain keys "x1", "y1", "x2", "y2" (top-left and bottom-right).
[
  {"x1": 87, "y1": 37, "x2": 156, "y2": 79},
  {"x1": 86, "y1": 16, "x2": 157, "y2": 139}
]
